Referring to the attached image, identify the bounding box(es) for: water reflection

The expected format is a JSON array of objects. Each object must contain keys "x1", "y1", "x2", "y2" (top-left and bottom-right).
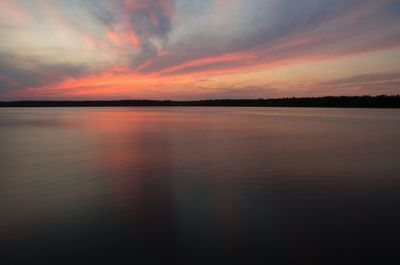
[{"x1": 1, "y1": 107, "x2": 400, "y2": 264}]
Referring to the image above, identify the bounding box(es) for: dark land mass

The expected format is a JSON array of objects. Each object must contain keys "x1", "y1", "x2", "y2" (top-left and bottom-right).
[{"x1": 1, "y1": 95, "x2": 400, "y2": 108}]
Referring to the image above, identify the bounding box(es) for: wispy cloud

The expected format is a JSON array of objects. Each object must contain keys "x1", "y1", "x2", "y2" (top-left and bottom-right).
[{"x1": 312, "y1": 72, "x2": 400, "y2": 94}]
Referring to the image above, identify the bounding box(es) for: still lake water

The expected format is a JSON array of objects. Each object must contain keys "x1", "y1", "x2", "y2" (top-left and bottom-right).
[{"x1": 1, "y1": 107, "x2": 400, "y2": 264}]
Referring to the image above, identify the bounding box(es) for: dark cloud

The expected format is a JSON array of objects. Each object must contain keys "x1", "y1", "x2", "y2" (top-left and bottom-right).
[
  {"x1": 0, "y1": 53, "x2": 92, "y2": 95},
  {"x1": 313, "y1": 72, "x2": 400, "y2": 94},
  {"x1": 127, "y1": 0, "x2": 175, "y2": 67},
  {"x1": 320, "y1": 72, "x2": 400, "y2": 87},
  {"x1": 130, "y1": 0, "x2": 173, "y2": 40},
  {"x1": 81, "y1": 0, "x2": 176, "y2": 68}
]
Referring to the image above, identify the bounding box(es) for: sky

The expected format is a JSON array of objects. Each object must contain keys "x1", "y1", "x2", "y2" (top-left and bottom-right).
[{"x1": 0, "y1": 0, "x2": 399, "y2": 100}]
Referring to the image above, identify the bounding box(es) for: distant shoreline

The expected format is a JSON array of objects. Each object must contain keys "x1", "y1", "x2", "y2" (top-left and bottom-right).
[{"x1": 1, "y1": 95, "x2": 400, "y2": 108}]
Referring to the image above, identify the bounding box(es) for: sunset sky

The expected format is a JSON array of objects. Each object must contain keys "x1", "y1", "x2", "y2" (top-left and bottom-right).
[{"x1": 0, "y1": 0, "x2": 399, "y2": 100}]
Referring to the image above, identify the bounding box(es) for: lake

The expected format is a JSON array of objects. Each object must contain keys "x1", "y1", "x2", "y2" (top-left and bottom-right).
[{"x1": 1, "y1": 107, "x2": 399, "y2": 264}]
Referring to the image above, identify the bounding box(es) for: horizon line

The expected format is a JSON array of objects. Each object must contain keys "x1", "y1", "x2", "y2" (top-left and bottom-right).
[
  {"x1": 1, "y1": 94, "x2": 400, "y2": 103},
  {"x1": 1, "y1": 95, "x2": 400, "y2": 108}
]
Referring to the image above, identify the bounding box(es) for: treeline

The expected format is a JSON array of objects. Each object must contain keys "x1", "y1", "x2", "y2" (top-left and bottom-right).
[{"x1": 1, "y1": 95, "x2": 400, "y2": 108}]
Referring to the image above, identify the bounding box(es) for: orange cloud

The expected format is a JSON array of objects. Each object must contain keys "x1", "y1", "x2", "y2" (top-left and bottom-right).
[
  {"x1": 106, "y1": 28, "x2": 140, "y2": 47},
  {"x1": 129, "y1": 32, "x2": 140, "y2": 46},
  {"x1": 106, "y1": 29, "x2": 121, "y2": 42}
]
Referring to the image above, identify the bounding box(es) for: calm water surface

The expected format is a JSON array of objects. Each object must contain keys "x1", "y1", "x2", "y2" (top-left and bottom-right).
[{"x1": 1, "y1": 107, "x2": 400, "y2": 264}]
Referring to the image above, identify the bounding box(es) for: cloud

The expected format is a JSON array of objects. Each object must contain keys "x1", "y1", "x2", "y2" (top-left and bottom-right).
[
  {"x1": 0, "y1": 52, "x2": 93, "y2": 96},
  {"x1": 320, "y1": 72, "x2": 400, "y2": 87},
  {"x1": 310, "y1": 72, "x2": 400, "y2": 95},
  {"x1": 1, "y1": 0, "x2": 400, "y2": 99},
  {"x1": 140, "y1": 0, "x2": 400, "y2": 74},
  {"x1": 80, "y1": 0, "x2": 176, "y2": 67}
]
